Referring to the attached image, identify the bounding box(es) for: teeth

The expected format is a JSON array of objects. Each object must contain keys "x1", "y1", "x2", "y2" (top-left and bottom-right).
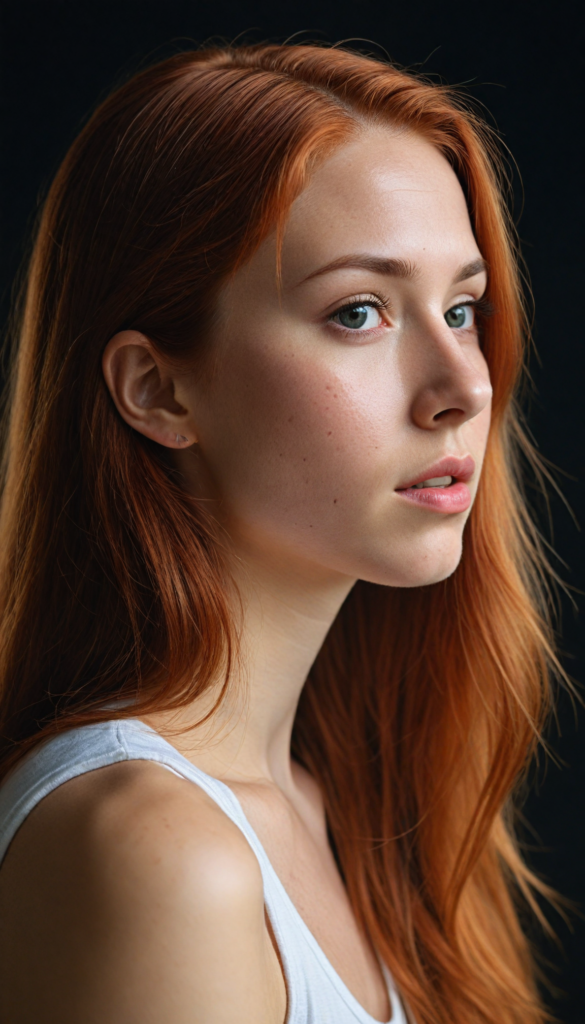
[{"x1": 412, "y1": 476, "x2": 453, "y2": 489}]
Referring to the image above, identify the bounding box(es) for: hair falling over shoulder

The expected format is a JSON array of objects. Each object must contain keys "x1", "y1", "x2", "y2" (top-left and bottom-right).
[{"x1": 0, "y1": 42, "x2": 564, "y2": 1024}]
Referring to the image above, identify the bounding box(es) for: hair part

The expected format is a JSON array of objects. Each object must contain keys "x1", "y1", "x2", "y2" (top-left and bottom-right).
[{"x1": 0, "y1": 42, "x2": 562, "y2": 1024}]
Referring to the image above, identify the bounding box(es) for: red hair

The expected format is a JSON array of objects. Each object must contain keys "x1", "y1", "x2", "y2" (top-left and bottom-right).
[{"x1": 0, "y1": 44, "x2": 561, "y2": 1024}]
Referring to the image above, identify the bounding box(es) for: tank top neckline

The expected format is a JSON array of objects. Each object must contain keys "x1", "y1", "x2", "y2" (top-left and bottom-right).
[{"x1": 123, "y1": 717, "x2": 398, "y2": 1024}]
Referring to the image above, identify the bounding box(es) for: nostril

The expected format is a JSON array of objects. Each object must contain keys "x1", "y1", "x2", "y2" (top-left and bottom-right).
[{"x1": 433, "y1": 407, "x2": 464, "y2": 422}]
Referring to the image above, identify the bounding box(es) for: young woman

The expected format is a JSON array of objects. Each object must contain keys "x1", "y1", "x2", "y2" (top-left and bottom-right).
[{"x1": 0, "y1": 43, "x2": 560, "y2": 1024}]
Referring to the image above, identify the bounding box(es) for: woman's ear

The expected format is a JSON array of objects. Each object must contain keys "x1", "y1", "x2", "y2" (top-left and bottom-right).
[{"x1": 102, "y1": 331, "x2": 196, "y2": 448}]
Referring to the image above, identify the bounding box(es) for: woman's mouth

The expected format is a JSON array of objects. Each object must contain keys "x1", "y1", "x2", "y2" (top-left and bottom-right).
[
  {"x1": 411, "y1": 475, "x2": 453, "y2": 489},
  {"x1": 395, "y1": 457, "x2": 474, "y2": 513}
]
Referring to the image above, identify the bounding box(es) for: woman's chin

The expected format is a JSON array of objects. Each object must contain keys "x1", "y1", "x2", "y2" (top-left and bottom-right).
[{"x1": 358, "y1": 537, "x2": 464, "y2": 589}]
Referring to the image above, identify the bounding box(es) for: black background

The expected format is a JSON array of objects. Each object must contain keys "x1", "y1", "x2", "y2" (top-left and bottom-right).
[{"x1": 1, "y1": 0, "x2": 584, "y2": 1018}]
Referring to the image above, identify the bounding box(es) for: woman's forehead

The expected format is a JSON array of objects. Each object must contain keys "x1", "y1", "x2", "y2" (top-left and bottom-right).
[
  {"x1": 238, "y1": 129, "x2": 481, "y2": 296},
  {"x1": 291, "y1": 131, "x2": 470, "y2": 248}
]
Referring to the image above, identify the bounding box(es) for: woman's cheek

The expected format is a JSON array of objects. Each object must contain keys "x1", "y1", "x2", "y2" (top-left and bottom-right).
[{"x1": 238, "y1": 359, "x2": 399, "y2": 519}]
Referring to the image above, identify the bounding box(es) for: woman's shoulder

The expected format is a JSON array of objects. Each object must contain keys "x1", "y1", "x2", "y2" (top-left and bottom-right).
[{"x1": 0, "y1": 759, "x2": 286, "y2": 1023}]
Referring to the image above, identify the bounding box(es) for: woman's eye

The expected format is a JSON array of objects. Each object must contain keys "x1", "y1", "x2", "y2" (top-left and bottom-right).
[
  {"x1": 444, "y1": 304, "x2": 475, "y2": 329},
  {"x1": 332, "y1": 304, "x2": 383, "y2": 331}
]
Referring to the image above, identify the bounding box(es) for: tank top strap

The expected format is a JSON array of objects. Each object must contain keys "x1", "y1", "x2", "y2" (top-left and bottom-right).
[{"x1": 116, "y1": 721, "x2": 300, "y2": 891}]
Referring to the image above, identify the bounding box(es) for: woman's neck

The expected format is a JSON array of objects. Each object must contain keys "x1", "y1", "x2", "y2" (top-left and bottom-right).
[{"x1": 143, "y1": 539, "x2": 355, "y2": 795}]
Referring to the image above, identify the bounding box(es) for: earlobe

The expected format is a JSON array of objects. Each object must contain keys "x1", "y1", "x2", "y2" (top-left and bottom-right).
[{"x1": 102, "y1": 331, "x2": 197, "y2": 448}]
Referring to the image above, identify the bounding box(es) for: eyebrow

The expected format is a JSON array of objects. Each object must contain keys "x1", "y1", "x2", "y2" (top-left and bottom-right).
[{"x1": 298, "y1": 254, "x2": 488, "y2": 286}]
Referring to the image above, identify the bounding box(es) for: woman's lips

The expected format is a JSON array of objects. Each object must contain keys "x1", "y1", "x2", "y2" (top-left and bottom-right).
[{"x1": 395, "y1": 455, "x2": 475, "y2": 514}]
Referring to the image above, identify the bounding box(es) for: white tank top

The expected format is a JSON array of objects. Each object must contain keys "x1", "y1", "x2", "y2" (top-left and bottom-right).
[{"x1": 0, "y1": 718, "x2": 409, "y2": 1024}]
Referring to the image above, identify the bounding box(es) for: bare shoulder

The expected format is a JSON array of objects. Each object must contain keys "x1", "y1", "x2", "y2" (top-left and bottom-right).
[{"x1": 0, "y1": 760, "x2": 286, "y2": 1024}]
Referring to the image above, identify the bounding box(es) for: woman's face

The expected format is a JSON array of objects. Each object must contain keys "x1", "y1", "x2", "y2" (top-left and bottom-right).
[{"x1": 177, "y1": 127, "x2": 492, "y2": 588}]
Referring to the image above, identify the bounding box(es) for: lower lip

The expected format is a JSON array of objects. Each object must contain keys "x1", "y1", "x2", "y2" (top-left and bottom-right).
[{"x1": 396, "y1": 481, "x2": 471, "y2": 513}]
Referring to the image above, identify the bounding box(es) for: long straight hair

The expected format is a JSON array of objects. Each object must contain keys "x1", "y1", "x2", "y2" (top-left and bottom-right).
[{"x1": 0, "y1": 44, "x2": 560, "y2": 1024}]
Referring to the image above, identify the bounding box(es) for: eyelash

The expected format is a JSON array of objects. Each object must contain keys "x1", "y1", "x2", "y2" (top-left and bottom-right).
[{"x1": 458, "y1": 296, "x2": 495, "y2": 320}]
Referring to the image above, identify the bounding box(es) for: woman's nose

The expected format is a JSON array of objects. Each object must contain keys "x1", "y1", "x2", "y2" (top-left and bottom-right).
[{"x1": 407, "y1": 319, "x2": 493, "y2": 430}]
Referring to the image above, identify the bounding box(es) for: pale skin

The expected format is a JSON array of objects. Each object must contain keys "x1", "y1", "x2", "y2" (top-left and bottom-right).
[{"x1": 0, "y1": 127, "x2": 492, "y2": 1023}]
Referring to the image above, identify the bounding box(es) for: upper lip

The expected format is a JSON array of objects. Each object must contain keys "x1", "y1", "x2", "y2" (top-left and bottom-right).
[{"x1": 396, "y1": 455, "x2": 476, "y2": 490}]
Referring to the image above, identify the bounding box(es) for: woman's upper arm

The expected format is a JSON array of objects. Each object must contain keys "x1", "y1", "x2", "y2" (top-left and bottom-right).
[{"x1": 0, "y1": 761, "x2": 286, "y2": 1024}]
